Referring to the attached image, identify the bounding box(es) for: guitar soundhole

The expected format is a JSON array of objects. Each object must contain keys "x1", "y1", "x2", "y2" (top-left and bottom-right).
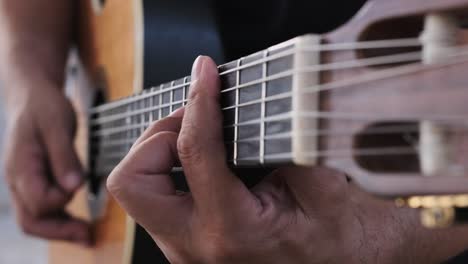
[{"x1": 353, "y1": 122, "x2": 420, "y2": 173}]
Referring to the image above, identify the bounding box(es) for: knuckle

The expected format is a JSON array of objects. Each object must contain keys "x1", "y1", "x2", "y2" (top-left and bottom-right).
[
  {"x1": 177, "y1": 127, "x2": 203, "y2": 164},
  {"x1": 146, "y1": 121, "x2": 160, "y2": 135}
]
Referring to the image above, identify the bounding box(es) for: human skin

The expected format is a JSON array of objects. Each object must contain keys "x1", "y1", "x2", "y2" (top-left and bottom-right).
[
  {"x1": 108, "y1": 56, "x2": 468, "y2": 263},
  {"x1": 0, "y1": 0, "x2": 91, "y2": 245},
  {"x1": 2, "y1": 0, "x2": 468, "y2": 260}
]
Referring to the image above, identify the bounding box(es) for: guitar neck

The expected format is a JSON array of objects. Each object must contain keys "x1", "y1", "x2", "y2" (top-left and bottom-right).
[{"x1": 89, "y1": 35, "x2": 322, "y2": 176}]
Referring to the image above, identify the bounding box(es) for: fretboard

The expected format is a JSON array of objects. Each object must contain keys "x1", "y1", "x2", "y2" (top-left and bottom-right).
[{"x1": 89, "y1": 35, "x2": 323, "y2": 177}]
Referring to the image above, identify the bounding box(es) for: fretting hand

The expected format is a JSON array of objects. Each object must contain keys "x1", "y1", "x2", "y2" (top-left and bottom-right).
[
  {"x1": 108, "y1": 56, "x2": 373, "y2": 263},
  {"x1": 108, "y1": 56, "x2": 468, "y2": 263}
]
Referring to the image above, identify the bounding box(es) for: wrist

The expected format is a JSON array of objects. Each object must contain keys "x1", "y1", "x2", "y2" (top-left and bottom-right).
[
  {"x1": 0, "y1": 42, "x2": 67, "y2": 108},
  {"x1": 3, "y1": 77, "x2": 63, "y2": 114}
]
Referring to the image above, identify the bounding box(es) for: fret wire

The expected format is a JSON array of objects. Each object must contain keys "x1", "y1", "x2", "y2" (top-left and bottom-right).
[
  {"x1": 158, "y1": 84, "x2": 163, "y2": 120},
  {"x1": 90, "y1": 38, "x2": 422, "y2": 114},
  {"x1": 233, "y1": 58, "x2": 242, "y2": 166},
  {"x1": 140, "y1": 92, "x2": 145, "y2": 134},
  {"x1": 90, "y1": 51, "x2": 424, "y2": 125},
  {"x1": 260, "y1": 50, "x2": 268, "y2": 164},
  {"x1": 149, "y1": 93, "x2": 154, "y2": 122},
  {"x1": 170, "y1": 81, "x2": 175, "y2": 113},
  {"x1": 127, "y1": 102, "x2": 133, "y2": 151},
  {"x1": 133, "y1": 100, "x2": 138, "y2": 149},
  {"x1": 183, "y1": 77, "x2": 188, "y2": 106}
]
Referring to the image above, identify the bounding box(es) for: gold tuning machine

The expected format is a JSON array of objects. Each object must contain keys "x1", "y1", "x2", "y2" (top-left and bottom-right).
[{"x1": 396, "y1": 195, "x2": 468, "y2": 228}]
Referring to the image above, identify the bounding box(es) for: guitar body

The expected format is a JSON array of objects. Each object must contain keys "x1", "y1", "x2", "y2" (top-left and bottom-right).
[{"x1": 50, "y1": 0, "x2": 223, "y2": 263}]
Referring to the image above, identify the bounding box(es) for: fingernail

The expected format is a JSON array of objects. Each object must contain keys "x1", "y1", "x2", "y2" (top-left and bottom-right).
[
  {"x1": 191, "y1": 56, "x2": 204, "y2": 81},
  {"x1": 64, "y1": 172, "x2": 82, "y2": 191},
  {"x1": 169, "y1": 107, "x2": 185, "y2": 117}
]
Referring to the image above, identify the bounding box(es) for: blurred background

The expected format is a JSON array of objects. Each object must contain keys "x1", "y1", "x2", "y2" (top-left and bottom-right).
[{"x1": 0, "y1": 95, "x2": 46, "y2": 263}]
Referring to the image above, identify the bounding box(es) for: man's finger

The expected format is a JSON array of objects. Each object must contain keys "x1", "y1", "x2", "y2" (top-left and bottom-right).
[
  {"x1": 5, "y1": 126, "x2": 71, "y2": 216},
  {"x1": 15, "y1": 173, "x2": 69, "y2": 217},
  {"x1": 178, "y1": 56, "x2": 253, "y2": 215},
  {"x1": 17, "y1": 208, "x2": 91, "y2": 246},
  {"x1": 41, "y1": 121, "x2": 84, "y2": 194},
  {"x1": 108, "y1": 132, "x2": 190, "y2": 236},
  {"x1": 131, "y1": 108, "x2": 184, "y2": 150}
]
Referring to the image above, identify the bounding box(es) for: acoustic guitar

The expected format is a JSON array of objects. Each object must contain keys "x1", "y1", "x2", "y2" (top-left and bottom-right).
[{"x1": 52, "y1": 0, "x2": 468, "y2": 263}]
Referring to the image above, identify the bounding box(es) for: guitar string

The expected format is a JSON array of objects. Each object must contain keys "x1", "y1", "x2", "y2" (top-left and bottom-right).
[
  {"x1": 91, "y1": 121, "x2": 468, "y2": 164},
  {"x1": 94, "y1": 147, "x2": 419, "y2": 164},
  {"x1": 92, "y1": 128, "x2": 466, "y2": 173},
  {"x1": 103, "y1": 42, "x2": 467, "y2": 136},
  {"x1": 91, "y1": 146, "x2": 435, "y2": 175},
  {"x1": 91, "y1": 105, "x2": 468, "y2": 138},
  {"x1": 92, "y1": 139, "x2": 468, "y2": 176},
  {"x1": 89, "y1": 43, "x2": 468, "y2": 131},
  {"x1": 89, "y1": 53, "x2": 428, "y2": 135},
  {"x1": 95, "y1": 123, "x2": 423, "y2": 149},
  {"x1": 89, "y1": 37, "x2": 422, "y2": 114},
  {"x1": 86, "y1": 37, "x2": 468, "y2": 134},
  {"x1": 91, "y1": 83, "x2": 465, "y2": 137},
  {"x1": 93, "y1": 121, "x2": 467, "y2": 158},
  {"x1": 89, "y1": 49, "x2": 423, "y2": 126},
  {"x1": 87, "y1": 40, "x2": 468, "y2": 168},
  {"x1": 220, "y1": 38, "x2": 422, "y2": 75}
]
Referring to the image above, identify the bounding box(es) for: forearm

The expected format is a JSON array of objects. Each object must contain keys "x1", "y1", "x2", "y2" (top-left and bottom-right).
[{"x1": 0, "y1": 0, "x2": 75, "y2": 108}]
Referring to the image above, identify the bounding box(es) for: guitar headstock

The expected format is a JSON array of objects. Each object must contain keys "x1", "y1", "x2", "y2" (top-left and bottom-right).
[{"x1": 290, "y1": 0, "x2": 468, "y2": 227}]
